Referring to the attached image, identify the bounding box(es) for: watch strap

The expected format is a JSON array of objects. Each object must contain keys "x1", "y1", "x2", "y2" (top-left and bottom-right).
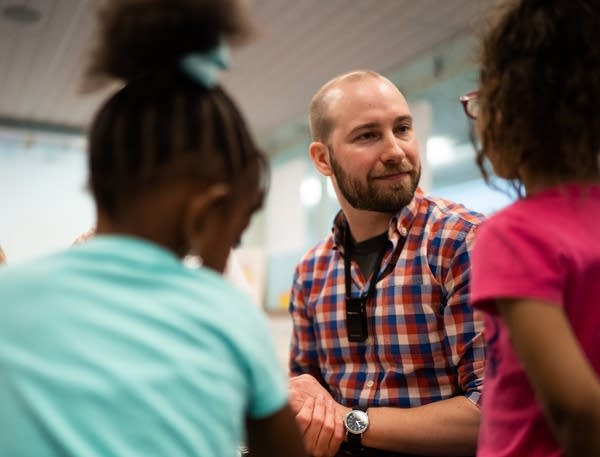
[{"x1": 347, "y1": 429, "x2": 362, "y2": 446}]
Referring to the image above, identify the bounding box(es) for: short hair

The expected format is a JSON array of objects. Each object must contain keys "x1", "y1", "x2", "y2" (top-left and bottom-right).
[
  {"x1": 86, "y1": 0, "x2": 267, "y2": 215},
  {"x1": 309, "y1": 70, "x2": 388, "y2": 142},
  {"x1": 477, "y1": 0, "x2": 600, "y2": 183}
]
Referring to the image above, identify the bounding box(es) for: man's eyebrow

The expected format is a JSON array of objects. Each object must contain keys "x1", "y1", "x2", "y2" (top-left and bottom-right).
[
  {"x1": 347, "y1": 115, "x2": 413, "y2": 136},
  {"x1": 395, "y1": 114, "x2": 413, "y2": 124},
  {"x1": 348, "y1": 122, "x2": 379, "y2": 136}
]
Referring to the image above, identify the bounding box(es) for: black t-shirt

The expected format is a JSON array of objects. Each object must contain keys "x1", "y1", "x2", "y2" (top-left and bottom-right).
[{"x1": 349, "y1": 231, "x2": 388, "y2": 280}]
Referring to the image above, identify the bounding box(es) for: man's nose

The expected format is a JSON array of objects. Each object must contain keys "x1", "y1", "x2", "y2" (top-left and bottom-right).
[{"x1": 380, "y1": 133, "x2": 406, "y2": 162}]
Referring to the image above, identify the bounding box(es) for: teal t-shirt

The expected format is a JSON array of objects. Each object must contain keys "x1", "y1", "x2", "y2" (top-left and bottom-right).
[{"x1": 0, "y1": 236, "x2": 287, "y2": 457}]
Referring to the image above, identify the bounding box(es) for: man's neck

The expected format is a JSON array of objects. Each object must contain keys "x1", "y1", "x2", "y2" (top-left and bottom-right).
[{"x1": 341, "y1": 204, "x2": 394, "y2": 243}]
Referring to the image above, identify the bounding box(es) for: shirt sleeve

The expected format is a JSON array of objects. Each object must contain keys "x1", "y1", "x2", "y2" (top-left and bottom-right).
[
  {"x1": 471, "y1": 214, "x2": 565, "y2": 311},
  {"x1": 442, "y1": 226, "x2": 485, "y2": 406},
  {"x1": 288, "y1": 265, "x2": 325, "y2": 383}
]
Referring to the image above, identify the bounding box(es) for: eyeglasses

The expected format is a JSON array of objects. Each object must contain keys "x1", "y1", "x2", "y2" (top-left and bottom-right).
[{"x1": 460, "y1": 90, "x2": 479, "y2": 120}]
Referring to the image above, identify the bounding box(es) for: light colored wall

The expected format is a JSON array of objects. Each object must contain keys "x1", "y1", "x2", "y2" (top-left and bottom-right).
[{"x1": 0, "y1": 131, "x2": 93, "y2": 265}]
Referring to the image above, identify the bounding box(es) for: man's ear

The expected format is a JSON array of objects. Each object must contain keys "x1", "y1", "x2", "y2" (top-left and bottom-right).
[{"x1": 309, "y1": 141, "x2": 332, "y2": 176}]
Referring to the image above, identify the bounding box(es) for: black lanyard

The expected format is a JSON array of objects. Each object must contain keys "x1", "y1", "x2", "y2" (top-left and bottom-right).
[{"x1": 343, "y1": 228, "x2": 389, "y2": 342}]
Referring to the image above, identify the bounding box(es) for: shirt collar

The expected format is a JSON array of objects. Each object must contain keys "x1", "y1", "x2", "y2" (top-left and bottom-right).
[{"x1": 332, "y1": 186, "x2": 425, "y2": 252}]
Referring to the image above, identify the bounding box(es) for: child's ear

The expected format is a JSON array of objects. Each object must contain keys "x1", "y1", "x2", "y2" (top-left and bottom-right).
[
  {"x1": 183, "y1": 183, "x2": 229, "y2": 244},
  {"x1": 182, "y1": 182, "x2": 231, "y2": 271}
]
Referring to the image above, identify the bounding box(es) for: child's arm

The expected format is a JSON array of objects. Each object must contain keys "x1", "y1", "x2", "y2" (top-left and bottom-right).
[
  {"x1": 497, "y1": 298, "x2": 600, "y2": 456},
  {"x1": 246, "y1": 404, "x2": 308, "y2": 457}
]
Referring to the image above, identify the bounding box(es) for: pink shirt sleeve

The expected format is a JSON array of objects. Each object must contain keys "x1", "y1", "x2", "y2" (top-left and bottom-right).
[{"x1": 470, "y1": 211, "x2": 565, "y2": 312}]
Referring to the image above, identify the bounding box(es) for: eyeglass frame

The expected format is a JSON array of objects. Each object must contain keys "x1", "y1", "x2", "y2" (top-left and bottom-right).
[{"x1": 459, "y1": 90, "x2": 479, "y2": 120}]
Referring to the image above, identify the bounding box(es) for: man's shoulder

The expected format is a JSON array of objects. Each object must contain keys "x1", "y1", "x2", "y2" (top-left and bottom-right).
[
  {"x1": 420, "y1": 193, "x2": 485, "y2": 231},
  {"x1": 295, "y1": 235, "x2": 336, "y2": 271}
]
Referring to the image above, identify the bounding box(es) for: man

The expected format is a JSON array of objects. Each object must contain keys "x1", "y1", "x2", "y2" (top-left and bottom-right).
[{"x1": 288, "y1": 70, "x2": 485, "y2": 457}]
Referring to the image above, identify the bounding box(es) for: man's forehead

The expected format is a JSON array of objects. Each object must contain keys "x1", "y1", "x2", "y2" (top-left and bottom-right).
[{"x1": 325, "y1": 77, "x2": 410, "y2": 125}]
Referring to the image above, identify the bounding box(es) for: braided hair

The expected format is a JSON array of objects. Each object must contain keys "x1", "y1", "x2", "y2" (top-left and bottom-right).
[{"x1": 86, "y1": 0, "x2": 267, "y2": 216}]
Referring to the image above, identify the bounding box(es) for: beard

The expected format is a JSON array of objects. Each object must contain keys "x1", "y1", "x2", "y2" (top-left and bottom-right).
[{"x1": 328, "y1": 146, "x2": 420, "y2": 212}]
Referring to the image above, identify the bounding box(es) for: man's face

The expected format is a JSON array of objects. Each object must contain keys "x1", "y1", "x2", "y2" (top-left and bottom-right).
[{"x1": 324, "y1": 77, "x2": 421, "y2": 212}]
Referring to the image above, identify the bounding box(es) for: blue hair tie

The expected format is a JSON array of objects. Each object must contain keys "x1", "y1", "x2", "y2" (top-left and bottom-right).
[{"x1": 180, "y1": 40, "x2": 231, "y2": 89}]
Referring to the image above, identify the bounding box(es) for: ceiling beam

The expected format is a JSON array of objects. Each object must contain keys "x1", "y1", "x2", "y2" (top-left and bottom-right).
[{"x1": 0, "y1": 117, "x2": 85, "y2": 137}]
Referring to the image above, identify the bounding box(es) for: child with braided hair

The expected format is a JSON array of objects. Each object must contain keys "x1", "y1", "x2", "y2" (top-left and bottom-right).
[{"x1": 0, "y1": 1, "x2": 306, "y2": 456}]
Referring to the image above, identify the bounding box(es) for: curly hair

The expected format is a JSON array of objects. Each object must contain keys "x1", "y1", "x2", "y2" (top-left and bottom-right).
[{"x1": 477, "y1": 0, "x2": 600, "y2": 186}]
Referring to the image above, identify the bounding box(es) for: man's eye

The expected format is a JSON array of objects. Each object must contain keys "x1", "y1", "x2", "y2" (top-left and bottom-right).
[
  {"x1": 395, "y1": 125, "x2": 410, "y2": 135},
  {"x1": 356, "y1": 132, "x2": 377, "y2": 141}
]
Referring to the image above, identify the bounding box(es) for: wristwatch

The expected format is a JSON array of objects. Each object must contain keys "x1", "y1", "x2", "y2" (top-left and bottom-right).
[{"x1": 343, "y1": 406, "x2": 369, "y2": 447}]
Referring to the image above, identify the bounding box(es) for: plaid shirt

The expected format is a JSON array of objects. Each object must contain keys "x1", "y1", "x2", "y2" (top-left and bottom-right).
[{"x1": 289, "y1": 187, "x2": 485, "y2": 408}]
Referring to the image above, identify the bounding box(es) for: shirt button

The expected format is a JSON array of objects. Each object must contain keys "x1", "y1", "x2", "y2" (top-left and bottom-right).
[
  {"x1": 400, "y1": 227, "x2": 407, "y2": 236},
  {"x1": 366, "y1": 380, "x2": 374, "y2": 388}
]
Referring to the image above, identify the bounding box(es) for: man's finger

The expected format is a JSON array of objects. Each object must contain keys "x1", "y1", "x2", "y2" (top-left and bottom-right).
[
  {"x1": 302, "y1": 395, "x2": 326, "y2": 455},
  {"x1": 329, "y1": 400, "x2": 346, "y2": 456},
  {"x1": 314, "y1": 397, "x2": 337, "y2": 456},
  {"x1": 294, "y1": 396, "x2": 315, "y2": 435}
]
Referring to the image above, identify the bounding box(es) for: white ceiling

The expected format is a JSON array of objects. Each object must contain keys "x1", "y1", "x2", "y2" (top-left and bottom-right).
[{"x1": 0, "y1": 0, "x2": 493, "y2": 143}]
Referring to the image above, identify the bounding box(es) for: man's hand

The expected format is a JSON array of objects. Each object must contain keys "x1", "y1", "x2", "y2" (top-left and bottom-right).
[
  {"x1": 294, "y1": 395, "x2": 345, "y2": 457},
  {"x1": 289, "y1": 375, "x2": 347, "y2": 456},
  {"x1": 289, "y1": 374, "x2": 332, "y2": 413}
]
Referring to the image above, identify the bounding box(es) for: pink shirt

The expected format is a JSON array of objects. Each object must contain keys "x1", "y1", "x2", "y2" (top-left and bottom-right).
[{"x1": 471, "y1": 183, "x2": 600, "y2": 457}]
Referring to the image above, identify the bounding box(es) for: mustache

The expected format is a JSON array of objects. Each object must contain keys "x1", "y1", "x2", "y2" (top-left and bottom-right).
[{"x1": 369, "y1": 162, "x2": 415, "y2": 178}]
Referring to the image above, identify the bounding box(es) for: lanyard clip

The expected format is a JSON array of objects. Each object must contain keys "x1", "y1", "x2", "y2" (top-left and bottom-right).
[{"x1": 346, "y1": 295, "x2": 368, "y2": 342}]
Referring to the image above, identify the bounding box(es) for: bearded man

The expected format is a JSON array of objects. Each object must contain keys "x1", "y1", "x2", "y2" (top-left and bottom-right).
[{"x1": 288, "y1": 70, "x2": 485, "y2": 457}]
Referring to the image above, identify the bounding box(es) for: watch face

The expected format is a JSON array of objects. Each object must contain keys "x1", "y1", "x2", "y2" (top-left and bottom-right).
[{"x1": 345, "y1": 410, "x2": 369, "y2": 434}]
